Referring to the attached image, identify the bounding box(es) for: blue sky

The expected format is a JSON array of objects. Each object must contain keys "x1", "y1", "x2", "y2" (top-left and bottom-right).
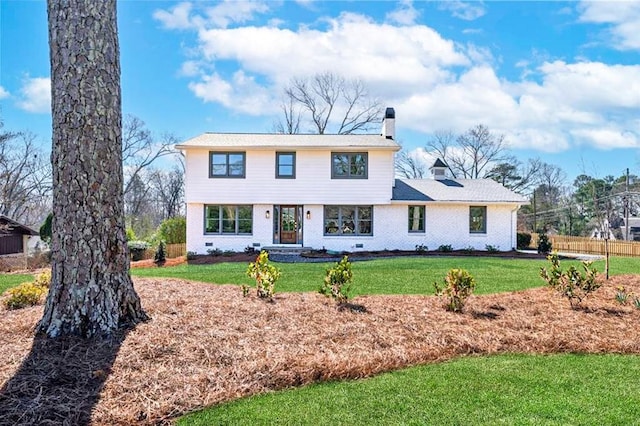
[{"x1": 1, "y1": 0, "x2": 639, "y2": 184}]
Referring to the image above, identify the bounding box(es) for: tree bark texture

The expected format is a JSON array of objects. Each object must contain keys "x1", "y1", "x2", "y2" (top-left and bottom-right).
[{"x1": 38, "y1": 0, "x2": 149, "y2": 338}]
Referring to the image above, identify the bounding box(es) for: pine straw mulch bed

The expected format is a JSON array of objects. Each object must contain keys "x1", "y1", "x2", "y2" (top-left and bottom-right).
[{"x1": 1, "y1": 275, "x2": 640, "y2": 425}]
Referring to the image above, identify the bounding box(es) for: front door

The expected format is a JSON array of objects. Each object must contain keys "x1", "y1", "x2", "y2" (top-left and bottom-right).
[{"x1": 280, "y1": 206, "x2": 298, "y2": 244}]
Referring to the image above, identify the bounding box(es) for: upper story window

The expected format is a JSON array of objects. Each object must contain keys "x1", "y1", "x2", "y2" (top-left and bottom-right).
[
  {"x1": 209, "y1": 152, "x2": 246, "y2": 178},
  {"x1": 276, "y1": 152, "x2": 296, "y2": 179},
  {"x1": 408, "y1": 205, "x2": 425, "y2": 233},
  {"x1": 331, "y1": 152, "x2": 368, "y2": 179},
  {"x1": 469, "y1": 206, "x2": 487, "y2": 234}
]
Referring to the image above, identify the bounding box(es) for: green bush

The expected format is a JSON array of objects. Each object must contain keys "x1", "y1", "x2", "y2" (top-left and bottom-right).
[
  {"x1": 320, "y1": 255, "x2": 354, "y2": 304},
  {"x1": 4, "y1": 282, "x2": 47, "y2": 310},
  {"x1": 126, "y1": 227, "x2": 137, "y2": 242},
  {"x1": 246, "y1": 251, "x2": 281, "y2": 299},
  {"x1": 540, "y1": 252, "x2": 600, "y2": 308},
  {"x1": 537, "y1": 233, "x2": 552, "y2": 254},
  {"x1": 517, "y1": 232, "x2": 532, "y2": 249},
  {"x1": 434, "y1": 268, "x2": 476, "y2": 312},
  {"x1": 415, "y1": 244, "x2": 428, "y2": 253},
  {"x1": 437, "y1": 244, "x2": 453, "y2": 253},
  {"x1": 157, "y1": 216, "x2": 186, "y2": 244},
  {"x1": 128, "y1": 240, "x2": 149, "y2": 261},
  {"x1": 485, "y1": 244, "x2": 499, "y2": 252},
  {"x1": 39, "y1": 213, "x2": 53, "y2": 244}
]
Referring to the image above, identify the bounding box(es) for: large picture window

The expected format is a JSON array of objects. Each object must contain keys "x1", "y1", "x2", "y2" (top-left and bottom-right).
[
  {"x1": 205, "y1": 205, "x2": 252, "y2": 234},
  {"x1": 331, "y1": 152, "x2": 368, "y2": 179},
  {"x1": 469, "y1": 206, "x2": 487, "y2": 234},
  {"x1": 408, "y1": 206, "x2": 425, "y2": 232},
  {"x1": 276, "y1": 152, "x2": 295, "y2": 178},
  {"x1": 324, "y1": 206, "x2": 372, "y2": 236},
  {"x1": 209, "y1": 152, "x2": 246, "y2": 178}
]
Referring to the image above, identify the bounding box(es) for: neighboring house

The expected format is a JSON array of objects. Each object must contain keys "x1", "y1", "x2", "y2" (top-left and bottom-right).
[
  {"x1": 177, "y1": 108, "x2": 528, "y2": 254},
  {"x1": 619, "y1": 217, "x2": 640, "y2": 241},
  {"x1": 0, "y1": 215, "x2": 39, "y2": 256}
]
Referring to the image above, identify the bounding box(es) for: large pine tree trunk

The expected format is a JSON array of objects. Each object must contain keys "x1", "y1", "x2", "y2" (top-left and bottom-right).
[{"x1": 38, "y1": 0, "x2": 149, "y2": 338}]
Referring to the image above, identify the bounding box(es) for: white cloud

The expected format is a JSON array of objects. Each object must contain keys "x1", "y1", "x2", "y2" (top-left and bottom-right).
[
  {"x1": 17, "y1": 77, "x2": 51, "y2": 113},
  {"x1": 578, "y1": 0, "x2": 640, "y2": 50},
  {"x1": 0, "y1": 86, "x2": 9, "y2": 100},
  {"x1": 156, "y1": 5, "x2": 639, "y2": 153},
  {"x1": 439, "y1": 1, "x2": 486, "y2": 21},
  {"x1": 386, "y1": 0, "x2": 420, "y2": 26},
  {"x1": 154, "y1": 1, "x2": 270, "y2": 30}
]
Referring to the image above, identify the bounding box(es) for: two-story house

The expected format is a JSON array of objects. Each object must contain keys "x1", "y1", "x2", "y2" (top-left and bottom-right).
[{"x1": 176, "y1": 108, "x2": 527, "y2": 254}]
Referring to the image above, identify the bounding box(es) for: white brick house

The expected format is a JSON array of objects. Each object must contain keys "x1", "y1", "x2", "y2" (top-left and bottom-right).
[{"x1": 176, "y1": 108, "x2": 527, "y2": 254}]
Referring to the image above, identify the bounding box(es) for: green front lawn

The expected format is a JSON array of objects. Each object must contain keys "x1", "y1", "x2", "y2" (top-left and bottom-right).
[
  {"x1": 0, "y1": 274, "x2": 34, "y2": 294},
  {"x1": 180, "y1": 353, "x2": 640, "y2": 425},
  {"x1": 132, "y1": 255, "x2": 640, "y2": 295}
]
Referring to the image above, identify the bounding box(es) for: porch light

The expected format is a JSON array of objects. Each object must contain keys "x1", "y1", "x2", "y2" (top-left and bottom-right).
[
  {"x1": 306, "y1": 210, "x2": 311, "y2": 219},
  {"x1": 265, "y1": 210, "x2": 270, "y2": 219}
]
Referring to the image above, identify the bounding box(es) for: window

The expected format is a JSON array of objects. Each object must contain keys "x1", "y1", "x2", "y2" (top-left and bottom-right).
[
  {"x1": 276, "y1": 152, "x2": 295, "y2": 178},
  {"x1": 331, "y1": 152, "x2": 368, "y2": 179},
  {"x1": 408, "y1": 206, "x2": 425, "y2": 232},
  {"x1": 324, "y1": 206, "x2": 372, "y2": 236},
  {"x1": 469, "y1": 206, "x2": 487, "y2": 234},
  {"x1": 209, "y1": 152, "x2": 246, "y2": 178},
  {"x1": 205, "y1": 205, "x2": 252, "y2": 234}
]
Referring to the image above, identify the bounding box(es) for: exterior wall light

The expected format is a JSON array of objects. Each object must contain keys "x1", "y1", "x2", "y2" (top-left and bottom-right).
[
  {"x1": 265, "y1": 210, "x2": 270, "y2": 219},
  {"x1": 306, "y1": 210, "x2": 311, "y2": 219}
]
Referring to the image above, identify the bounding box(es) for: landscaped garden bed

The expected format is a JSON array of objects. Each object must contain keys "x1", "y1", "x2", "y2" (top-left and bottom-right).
[{"x1": 1, "y1": 272, "x2": 639, "y2": 424}]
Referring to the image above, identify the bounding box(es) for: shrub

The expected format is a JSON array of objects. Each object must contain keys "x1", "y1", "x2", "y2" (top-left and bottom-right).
[
  {"x1": 186, "y1": 251, "x2": 197, "y2": 261},
  {"x1": 537, "y1": 233, "x2": 552, "y2": 254},
  {"x1": 126, "y1": 227, "x2": 137, "y2": 242},
  {"x1": 244, "y1": 246, "x2": 257, "y2": 254},
  {"x1": 462, "y1": 246, "x2": 475, "y2": 254},
  {"x1": 33, "y1": 270, "x2": 52, "y2": 288},
  {"x1": 154, "y1": 241, "x2": 166, "y2": 266},
  {"x1": 485, "y1": 244, "x2": 499, "y2": 252},
  {"x1": 320, "y1": 255, "x2": 354, "y2": 304},
  {"x1": 4, "y1": 282, "x2": 47, "y2": 310},
  {"x1": 246, "y1": 251, "x2": 281, "y2": 299},
  {"x1": 540, "y1": 252, "x2": 600, "y2": 308},
  {"x1": 207, "y1": 248, "x2": 222, "y2": 256},
  {"x1": 128, "y1": 240, "x2": 149, "y2": 261},
  {"x1": 437, "y1": 244, "x2": 453, "y2": 253},
  {"x1": 156, "y1": 216, "x2": 186, "y2": 244},
  {"x1": 415, "y1": 244, "x2": 428, "y2": 253},
  {"x1": 517, "y1": 232, "x2": 532, "y2": 249},
  {"x1": 434, "y1": 268, "x2": 476, "y2": 312}
]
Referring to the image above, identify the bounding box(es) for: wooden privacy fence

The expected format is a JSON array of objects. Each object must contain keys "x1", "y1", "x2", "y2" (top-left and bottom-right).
[
  {"x1": 140, "y1": 243, "x2": 186, "y2": 260},
  {"x1": 530, "y1": 233, "x2": 640, "y2": 257}
]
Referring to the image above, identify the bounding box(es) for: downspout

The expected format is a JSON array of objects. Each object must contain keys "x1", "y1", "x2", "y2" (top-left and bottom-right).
[{"x1": 511, "y1": 205, "x2": 519, "y2": 250}]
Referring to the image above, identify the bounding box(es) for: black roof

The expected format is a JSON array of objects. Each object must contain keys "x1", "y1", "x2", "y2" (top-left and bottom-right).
[
  {"x1": 391, "y1": 179, "x2": 433, "y2": 201},
  {"x1": 0, "y1": 215, "x2": 38, "y2": 236},
  {"x1": 431, "y1": 158, "x2": 448, "y2": 168}
]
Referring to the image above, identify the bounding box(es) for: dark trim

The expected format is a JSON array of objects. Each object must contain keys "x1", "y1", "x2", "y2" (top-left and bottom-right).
[
  {"x1": 204, "y1": 204, "x2": 253, "y2": 235},
  {"x1": 407, "y1": 205, "x2": 425, "y2": 233},
  {"x1": 323, "y1": 205, "x2": 373, "y2": 236},
  {"x1": 275, "y1": 152, "x2": 296, "y2": 179},
  {"x1": 469, "y1": 205, "x2": 487, "y2": 234},
  {"x1": 209, "y1": 152, "x2": 246, "y2": 178},
  {"x1": 331, "y1": 152, "x2": 368, "y2": 179}
]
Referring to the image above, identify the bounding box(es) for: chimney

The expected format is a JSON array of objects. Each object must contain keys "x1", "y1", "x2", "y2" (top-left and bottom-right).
[
  {"x1": 430, "y1": 158, "x2": 448, "y2": 180},
  {"x1": 381, "y1": 107, "x2": 395, "y2": 139}
]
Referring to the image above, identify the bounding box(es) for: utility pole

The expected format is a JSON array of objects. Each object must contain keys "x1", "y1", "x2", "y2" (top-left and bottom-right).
[
  {"x1": 533, "y1": 190, "x2": 537, "y2": 233},
  {"x1": 625, "y1": 168, "x2": 630, "y2": 241}
]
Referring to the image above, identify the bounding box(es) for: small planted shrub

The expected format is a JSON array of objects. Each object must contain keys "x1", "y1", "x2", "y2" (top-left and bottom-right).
[
  {"x1": 4, "y1": 282, "x2": 47, "y2": 310},
  {"x1": 615, "y1": 286, "x2": 631, "y2": 305},
  {"x1": 415, "y1": 244, "x2": 428, "y2": 253},
  {"x1": 537, "y1": 233, "x2": 552, "y2": 255},
  {"x1": 517, "y1": 232, "x2": 532, "y2": 250},
  {"x1": 320, "y1": 255, "x2": 353, "y2": 304},
  {"x1": 186, "y1": 251, "x2": 197, "y2": 261},
  {"x1": 244, "y1": 245, "x2": 256, "y2": 254},
  {"x1": 33, "y1": 270, "x2": 52, "y2": 288},
  {"x1": 246, "y1": 251, "x2": 281, "y2": 299},
  {"x1": 634, "y1": 297, "x2": 640, "y2": 310},
  {"x1": 434, "y1": 268, "x2": 476, "y2": 312},
  {"x1": 540, "y1": 252, "x2": 600, "y2": 308},
  {"x1": 436, "y1": 244, "x2": 453, "y2": 253},
  {"x1": 154, "y1": 241, "x2": 166, "y2": 266},
  {"x1": 462, "y1": 246, "x2": 475, "y2": 254},
  {"x1": 206, "y1": 248, "x2": 222, "y2": 256},
  {"x1": 485, "y1": 244, "x2": 499, "y2": 253}
]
